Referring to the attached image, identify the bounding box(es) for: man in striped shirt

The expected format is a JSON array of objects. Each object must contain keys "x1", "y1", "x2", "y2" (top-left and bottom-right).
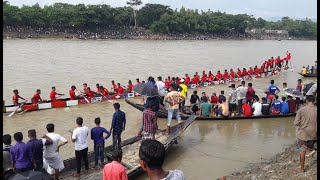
[{"x1": 142, "y1": 101, "x2": 158, "y2": 141}]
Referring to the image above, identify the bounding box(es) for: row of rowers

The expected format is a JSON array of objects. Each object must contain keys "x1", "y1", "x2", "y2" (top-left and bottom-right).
[{"x1": 10, "y1": 81, "x2": 129, "y2": 106}]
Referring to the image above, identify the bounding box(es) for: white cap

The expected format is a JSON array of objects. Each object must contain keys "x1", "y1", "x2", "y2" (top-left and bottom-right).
[{"x1": 180, "y1": 79, "x2": 185, "y2": 83}]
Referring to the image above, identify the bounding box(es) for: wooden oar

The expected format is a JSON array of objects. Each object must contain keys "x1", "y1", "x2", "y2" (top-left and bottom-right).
[
  {"x1": 8, "y1": 101, "x2": 26, "y2": 117},
  {"x1": 19, "y1": 102, "x2": 40, "y2": 114},
  {"x1": 83, "y1": 96, "x2": 90, "y2": 103}
]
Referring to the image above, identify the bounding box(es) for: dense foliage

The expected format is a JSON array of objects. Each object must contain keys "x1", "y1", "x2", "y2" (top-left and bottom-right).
[{"x1": 3, "y1": 1, "x2": 317, "y2": 38}]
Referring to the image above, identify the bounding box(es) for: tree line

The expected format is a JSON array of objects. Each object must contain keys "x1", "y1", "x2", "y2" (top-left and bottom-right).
[{"x1": 3, "y1": 1, "x2": 317, "y2": 39}]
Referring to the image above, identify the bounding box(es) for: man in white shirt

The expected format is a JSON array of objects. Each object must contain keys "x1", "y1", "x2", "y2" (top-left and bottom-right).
[
  {"x1": 252, "y1": 97, "x2": 262, "y2": 116},
  {"x1": 70, "y1": 117, "x2": 89, "y2": 178},
  {"x1": 236, "y1": 81, "x2": 248, "y2": 115},
  {"x1": 43, "y1": 123, "x2": 68, "y2": 180},
  {"x1": 156, "y1": 76, "x2": 166, "y2": 106}
]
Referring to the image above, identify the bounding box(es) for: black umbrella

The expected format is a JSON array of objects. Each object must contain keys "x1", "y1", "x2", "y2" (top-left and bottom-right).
[
  {"x1": 8, "y1": 170, "x2": 52, "y2": 180},
  {"x1": 302, "y1": 82, "x2": 315, "y2": 94},
  {"x1": 132, "y1": 83, "x2": 158, "y2": 97},
  {"x1": 284, "y1": 88, "x2": 303, "y2": 98}
]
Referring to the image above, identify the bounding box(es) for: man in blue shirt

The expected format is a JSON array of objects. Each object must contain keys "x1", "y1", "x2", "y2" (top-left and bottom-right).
[
  {"x1": 10, "y1": 132, "x2": 34, "y2": 172},
  {"x1": 268, "y1": 80, "x2": 280, "y2": 95},
  {"x1": 271, "y1": 95, "x2": 281, "y2": 114},
  {"x1": 110, "y1": 103, "x2": 126, "y2": 150},
  {"x1": 280, "y1": 97, "x2": 289, "y2": 114},
  {"x1": 91, "y1": 117, "x2": 111, "y2": 168},
  {"x1": 26, "y1": 129, "x2": 52, "y2": 172}
]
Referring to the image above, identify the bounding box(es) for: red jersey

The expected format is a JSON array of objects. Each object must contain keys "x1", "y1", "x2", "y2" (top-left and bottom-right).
[
  {"x1": 195, "y1": 75, "x2": 200, "y2": 81},
  {"x1": 271, "y1": 59, "x2": 274, "y2": 66},
  {"x1": 50, "y1": 91, "x2": 57, "y2": 102},
  {"x1": 191, "y1": 77, "x2": 198, "y2": 84},
  {"x1": 223, "y1": 72, "x2": 229, "y2": 79},
  {"x1": 254, "y1": 68, "x2": 259, "y2": 74},
  {"x1": 164, "y1": 81, "x2": 170, "y2": 87},
  {"x1": 260, "y1": 66, "x2": 265, "y2": 73},
  {"x1": 266, "y1": 61, "x2": 271, "y2": 68},
  {"x1": 211, "y1": 96, "x2": 218, "y2": 104},
  {"x1": 112, "y1": 84, "x2": 118, "y2": 92},
  {"x1": 230, "y1": 72, "x2": 235, "y2": 79},
  {"x1": 286, "y1": 54, "x2": 291, "y2": 60},
  {"x1": 275, "y1": 58, "x2": 280, "y2": 65},
  {"x1": 118, "y1": 86, "x2": 124, "y2": 95},
  {"x1": 31, "y1": 93, "x2": 42, "y2": 104},
  {"x1": 208, "y1": 74, "x2": 214, "y2": 81},
  {"x1": 201, "y1": 76, "x2": 207, "y2": 83},
  {"x1": 241, "y1": 70, "x2": 248, "y2": 77},
  {"x1": 87, "y1": 91, "x2": 95, "y2": 98},
  {"x1": 215, "y1": 73, "x2": 222, "y2": 80},
  {"x1": 185, "y1": 77, "x2": 191, "y2": 85},
  {"x1": 236, "y1": 71, "x2": 241, "y2": 77},
  {"x1": 102, "y1": 88, "x2": 109, "y2": 96},
  {"x1": 242, "y1": 103, "x2": 252, "y2": 116},
  {"x1": 69, "y1": 90, "x2": 76, "y2": 100},
  {"x1": 12, "y1": 95, "x2": 21, "y2": 105},
  {"x1": 281, "y1": 58, "x2": 285, "y2": 63},
  {"x1": 83, "y1": 87, "x2": 89, "y2": 95},
  {"x1": 127, "y1": 84, "x2": 133, "y2": 92},
  {"x1": 248, "y1": 69, "x2": 254, "y2": 75}
]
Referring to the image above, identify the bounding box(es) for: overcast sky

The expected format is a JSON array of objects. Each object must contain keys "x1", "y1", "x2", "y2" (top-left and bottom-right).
[{"x1": 6, "y1": 0, "x2": 317, "y2": 20}]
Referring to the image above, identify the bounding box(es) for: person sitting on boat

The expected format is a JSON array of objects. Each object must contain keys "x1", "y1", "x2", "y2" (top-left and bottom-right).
[
  {"x1": 12, "y1": 89, "x2": 27, "y2": 106},
  {"x1": 261, "y1": 97, "x2": 271, "y2": 115},
  {"x1": 191, "y1": 75, "x2": 198, "y2": 86},
  {"x1": 229, "y1": 69, "x2": 235, "y2": 79},
  {"x1": 127, "y1": 80, "x2": 133, "y2": 93},
  {"x1": 210, "y1": 92, "x2": 219, "y2": 115},
  {"x1": 185, "y1": 74, "x2": 191, "y2": 86},
  {"x1": 247, "y1": 67, "x2": 254, "y2": 77},
  {"x1": 201, "y1": 71, "x2": 207, "y2": 82},
  {"x1": 218, "y1": 90, "x2": 226, "y2": 104},
  {"x1": 111, "y1": 80, "x2": 118, "y2": 93},
  {"x1": 242, "y1": 99, "x2": 252, "y2": 117},
  {"x1": 301, "y1": 66, "x2": 307, "y2": 75},
  {"x1": 222, "y1": 69, "x2": 229, "y2": 80},
  {"x1": 241, "y1": 68, "x2": 248, "y2": 78},
  {"x1": 281, "y1": 82, "x2": 289, "y2": 101},
  {"x1": 252, "y1": 97, "x2": 262, "y2": 116},
  {"x1": 200, "y1": 96, "x2": 212, "y2": 117},
  {"x1": 216, "y1": 97, "x2": 229, "y2": 118},
  {"x1": 139, "y1": 139, "x2": 186, "y2": 180},
  {"x1": 103, "y1": 148, "x2": 127, "y2": 180},
  {"x1": 215, "y1": 70, "x2": 222, "y2": 81},
  {"x1": 136, "y1": 78, "x2": 141, "y2": 85},
  {"x1": 82, "y1": 83, "x2": 89, "y2": 96},
  {"x1": 117, "y1": 83, "x2": 125, "y2": 96},
  {"x1": 99, "y1": 86, "x2": 109, "y2": 97},
  {"x1": 271, "y1": 95, "x2": 281, "y2": 114},
  {"x1": 190, "y1": 91, "x2": 200, "y2": 115},
  {"x1": 195, "y1": 72, "x2": 200, "y2": 82},
  {"x1": 236, "y1": 68, "x2": 242, "y2": 78},
  {"x1": 86, "y1": 87, "x2": 95, "y2": 99},
  {"x1": 200, "y1": 92, "x2": 209, "y2": 103},
  {"x1": 280, "y1": 97, "x2": 289, "y2": 114},
  {"x1": 50, "y1": 86, "x2": 64, "y2": 102},
  {"x1": 208, "y1": 71, "x2": 214, "y2": 83},
  {"x1": 306, "y1": 65, "x2": 310, "y2": 73},
  {"x1": 309, "y1": 66, "x2": 315, "y2": 74},
  {"x1": 69, "y1": 85, "x2": 80, "y2": 100},
  {"x1": 31, "y1": 89, "x2": 43, "y2": 104},
  {"x1": 96, "y1": 84, "x2": 101, "y2": 93},
  {"x1": 164, "y1": 78, "x2": 171, "y2": 88},
  {"x1": 275, "y1": 56, "x2": 281, "y2": 71},
  {"x1": 287, "y1": 95, "x2": 296, "y2": 113},
  {"x1": 270, "y1": 57, "x2": 275, "y2": 70},
  {"x1": 175, "y1": 77, "x2": 181, "y2": 85}
]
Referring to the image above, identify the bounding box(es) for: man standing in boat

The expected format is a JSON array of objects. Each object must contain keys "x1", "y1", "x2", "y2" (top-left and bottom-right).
[
  {"x1": 141, "y1": 101, "x2": 158, "y2": 140},
  {"x1": 50, "y1": 87, "x2": 64, "y2": 102},
  {"x1": 164, "y1": 84, "x2": 184, "y2": 135}
]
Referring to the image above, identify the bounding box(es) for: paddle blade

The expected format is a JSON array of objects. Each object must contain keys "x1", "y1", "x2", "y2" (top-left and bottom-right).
[{"x1": 8, "y1": 111, "x2": 15, "y2": 117}]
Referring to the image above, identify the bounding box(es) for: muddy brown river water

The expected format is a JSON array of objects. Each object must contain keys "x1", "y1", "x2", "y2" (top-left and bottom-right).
[{"x1": 3, "y1": 39, "x2": 316, "y2": 179}]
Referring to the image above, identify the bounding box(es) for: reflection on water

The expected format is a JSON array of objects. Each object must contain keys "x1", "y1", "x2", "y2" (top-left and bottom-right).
[{"x1": 3, "y1": 40, "x2": 316, "y2": 179}]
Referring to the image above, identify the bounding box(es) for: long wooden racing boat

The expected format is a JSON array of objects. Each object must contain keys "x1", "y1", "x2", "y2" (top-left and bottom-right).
[
  {"x1": 125, "y1": 98, "x2": 296, "y2": 120},
  {"x1": 3, "y1": 92, "x2": 141, "y2": 114},
  {"x1": 298, "y1": 73, "x2": 317, "y2": 77},
  {"x1": 59, "y1": 115, "x2": 196, "y2": 180}
]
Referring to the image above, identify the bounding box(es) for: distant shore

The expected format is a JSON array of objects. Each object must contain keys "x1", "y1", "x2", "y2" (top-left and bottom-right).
[
  {"x1": 222, "y1": 144, "x2": 317, "y2": 180},
  {"x1": 3, "y1": 28, "x2": 312, "y2": 41}
]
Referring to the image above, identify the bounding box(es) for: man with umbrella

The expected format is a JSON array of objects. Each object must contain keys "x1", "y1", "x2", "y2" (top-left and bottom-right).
[{"x1": 164, "y1": 84, "x2": 184, "y2": 135}]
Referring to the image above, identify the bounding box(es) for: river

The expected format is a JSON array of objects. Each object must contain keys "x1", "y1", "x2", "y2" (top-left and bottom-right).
[{"x1": 3, "y1": 39, "x2": 317, "y2": 179}]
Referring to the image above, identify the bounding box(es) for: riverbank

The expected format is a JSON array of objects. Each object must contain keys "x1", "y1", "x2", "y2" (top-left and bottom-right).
[
  {"x1": 223, "y1": 144, "x2": 317, "y2": 180},
  {"x1": 3, "y1": 27, "x2": 311, "y2": 40}
]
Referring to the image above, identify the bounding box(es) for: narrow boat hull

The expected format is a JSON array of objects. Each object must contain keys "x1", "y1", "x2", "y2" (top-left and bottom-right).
[{"x1": 298, "y1": 73, "x2": 317, "y2": 77}]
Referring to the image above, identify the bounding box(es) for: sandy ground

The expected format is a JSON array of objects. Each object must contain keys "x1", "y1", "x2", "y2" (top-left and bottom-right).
[{"x1": 222, "y1": 144, "x2": 317, "y2": 180}]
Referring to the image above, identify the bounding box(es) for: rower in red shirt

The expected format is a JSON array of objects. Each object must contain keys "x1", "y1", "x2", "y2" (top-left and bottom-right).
[
  {"x1": 241, "y1": 68, "x2": 248, "y2": 77},
  {"x1": 86, "y1": 87, "x2": 95, "y2": 98},
  {"x1": 229, "y1": 69, "x2": 235, "y2": 79},
  {"x1": 275, "y1": 56, "x2": 281, "y2": 69},
  {"x1": 96, "y1": 84, "x2": 102, "y2": 93},
  {"x1": 136, "y1": 78, "x2": 141, "y2": 85},
  {"x1": 254, "y1": 66, "x2": 260, "y2": 75},
  {"x1": 222, "y1": 69, "x2": 229, "y2": 80},
  {"x1": 185, "y1": 74, "x2": 191, "y2": 86},
  {"x1": 69, "y1": 85, "x2": 77, "y2": 100},
  {"x1": 164, "y1": 78, "x2": 170, "y2": 87},
  {"x1": 50, "y1": 86, "x2": 64, "y2": 102},
  {"x1": 111, "y1": 80, "x2": 118, "y2": 93},
  {"x1": 31, "y1": 89, "x2": 43, "y2": 104},
  {"x1": 266, "y1": 60, "x2": 271, "y2": 71},
  {"x1": 215, "y1": 71, "x2": 222, "y2": 81},
  {"x1": 236, "y1": 68, "x2": 242, "y2": 78},
  {"x1": 191, "y1": 75, "x2": 198, "y2": 85},
  {"x1": 195, "y1": 72, "x2": 200, "y2": 82},
  {"x1": 247, "y1": 67, "x2": 254, "y2": 76},
  {"x1": 127, "y1": 80, "x2": 134, "y2": 93},
  {"x1": 286, "y1": 51, "x2": 291, "y2": 61},
  {"x1": 208, "y1": 71, "x2": 214, "y2": 82},
  {"x1": 270, "y1": 57, "x2": 275, "y2": 69},
  {"x1": 201, "y1": 72, "x2": 207, "y2": 83},
  {"x1": 12, "y1": 89, "x2": 26, "y2": 106},
  {"x1": 117, "y1": 83, "x2": 124, "y2": 95},
  {"x1": 176, "y1": 77, "x2": 181, "y2": 85},
  {"x1": 202, "y1": 71, "x2": 207, "y2": 79},
  {"x1": 99, "y1": 86, "x2": 109, "y2": 96}
]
